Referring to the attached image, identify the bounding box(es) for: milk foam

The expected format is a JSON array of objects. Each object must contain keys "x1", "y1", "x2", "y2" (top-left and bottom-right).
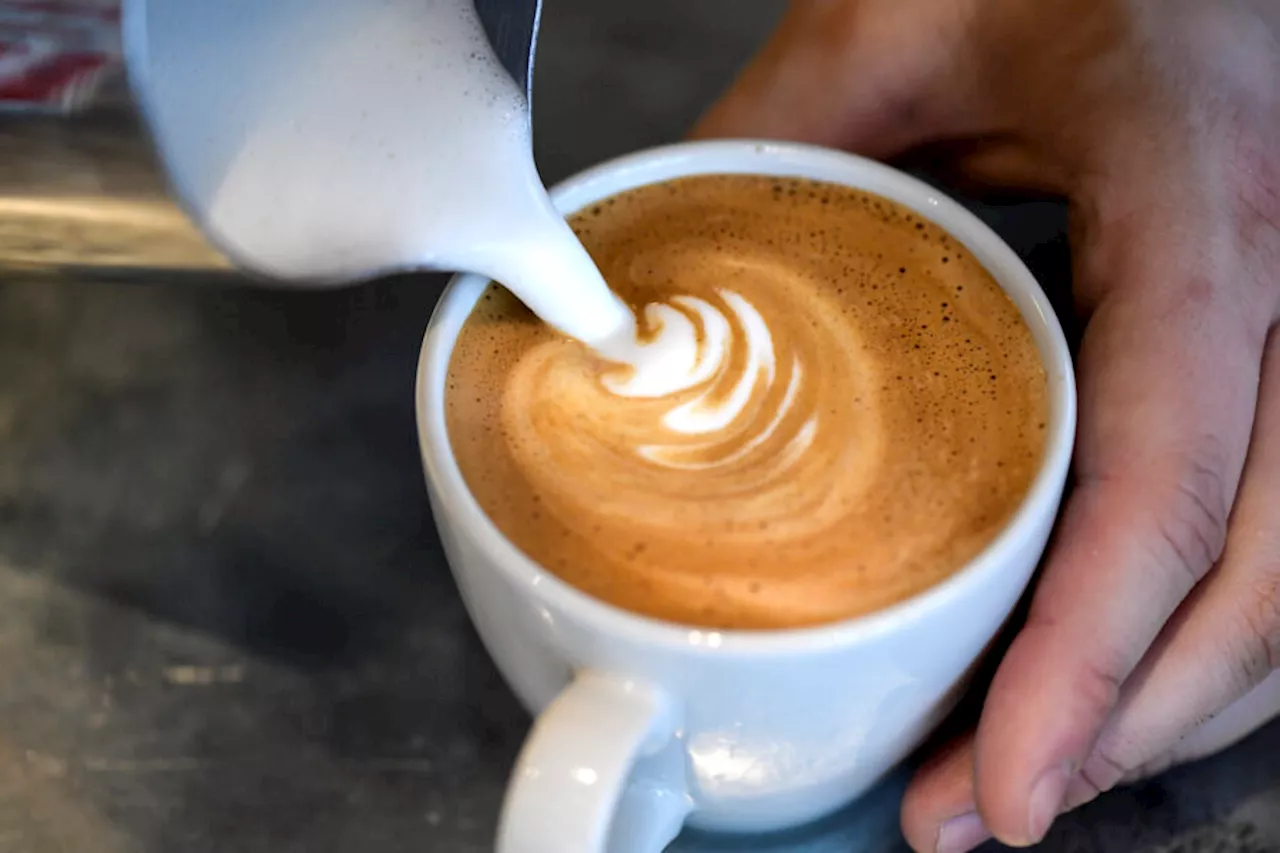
[
  {"x1": 129, "y1": 0, "x2": 630, "y2": 346},
  {"x1": 597, "y1": 290, "x2": 810, "y2": 471}
]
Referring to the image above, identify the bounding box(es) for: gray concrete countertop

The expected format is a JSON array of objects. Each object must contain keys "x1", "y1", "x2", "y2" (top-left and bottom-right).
[{"x1": 0, "y1": 2, "x2": 1276, "y2": 851}]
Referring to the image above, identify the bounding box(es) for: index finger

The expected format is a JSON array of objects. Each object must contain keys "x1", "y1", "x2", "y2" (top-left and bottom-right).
[{"x1": 973, "y1": 204, "x2": 1271, "y2": 845}]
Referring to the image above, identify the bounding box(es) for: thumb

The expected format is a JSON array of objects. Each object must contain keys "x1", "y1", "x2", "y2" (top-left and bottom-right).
[{"x1": 691, "y1": 0, "x2": 987, "y2": 159}]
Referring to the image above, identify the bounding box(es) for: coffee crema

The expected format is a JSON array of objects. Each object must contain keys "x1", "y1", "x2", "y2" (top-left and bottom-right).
[{"x1": 445, "y1": 175, "x2": 1047, "y2": 630}]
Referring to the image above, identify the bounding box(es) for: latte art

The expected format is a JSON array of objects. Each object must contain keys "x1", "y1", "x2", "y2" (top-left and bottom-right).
[
  {"x1": 600, "y1": 290, "x2": 813, "y2": 473},
  {"x1": 501, "y1": 250, "x2": 880, "y2": 554},
  {"x1": 447, "y1": 175, "x2": 1048, "y2": 629}
]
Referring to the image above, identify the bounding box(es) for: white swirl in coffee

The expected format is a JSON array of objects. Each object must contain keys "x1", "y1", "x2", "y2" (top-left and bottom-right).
[
  {"x1": 596, "y1": 289, "x2": 813, "y2": 474},
  {"x1": 447, "y1": 175, "x2": 1048, "y2": 630}
]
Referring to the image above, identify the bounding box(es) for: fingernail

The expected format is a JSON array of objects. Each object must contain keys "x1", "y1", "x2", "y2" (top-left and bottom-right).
[
  {"x1": 1028, "y1": 764, "x2": 1071, "y2": 843},
  {"x1": 936, "y1": 812, "x2": 990, "y2": 853}
]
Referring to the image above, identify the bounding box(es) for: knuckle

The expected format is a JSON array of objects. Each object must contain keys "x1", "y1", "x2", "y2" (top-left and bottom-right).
[
  {"x1": 1155, "y1": 441, "x2": 1232, "y2": 587},
  {"x1": 1005, "y1": 610, "x2": 1126, "y2": 723},
  {"x1": 1063, "y1": 774, "x2": 1102, "y2": 813},
  {"x1": 1078, "y1": 747, "x2": 1128, "y2": 800},
  {"x1": 1070, "y1": 646, "x2": 1127, "y2": 717},
  {"x1": 1082, "y1": 437, "x2": 1234, "y2": 594}
]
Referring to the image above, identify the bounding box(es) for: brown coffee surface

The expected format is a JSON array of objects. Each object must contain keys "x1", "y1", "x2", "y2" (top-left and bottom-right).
[{"x1": 445, "y1": 175, "x2": 1047, "y2": 630}]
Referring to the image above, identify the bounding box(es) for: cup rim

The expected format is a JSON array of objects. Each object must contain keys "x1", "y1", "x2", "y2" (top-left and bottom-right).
[{"x1": 416, "y1": 139, "x2": 1076, "y2": 655}]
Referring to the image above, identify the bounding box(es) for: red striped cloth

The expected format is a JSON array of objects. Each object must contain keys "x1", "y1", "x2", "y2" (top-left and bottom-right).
[{"x1": 0, "y1": 0, "x2": 119, "y2": 112}]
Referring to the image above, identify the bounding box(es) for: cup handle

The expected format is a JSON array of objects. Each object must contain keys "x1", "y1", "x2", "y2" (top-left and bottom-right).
[{"x1": 497, "y1": 670, "x2": 690, "y2": 853}]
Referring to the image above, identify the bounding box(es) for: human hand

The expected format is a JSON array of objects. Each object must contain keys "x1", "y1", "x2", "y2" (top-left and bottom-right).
[{"x1": 693, "y1": 1, "x2": 1280, "y2": 849}]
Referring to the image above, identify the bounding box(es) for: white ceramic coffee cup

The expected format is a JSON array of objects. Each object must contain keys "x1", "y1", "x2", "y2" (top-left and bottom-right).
[{"x1": 416, "y1": 140, "x2": 1076, "y2": 853}]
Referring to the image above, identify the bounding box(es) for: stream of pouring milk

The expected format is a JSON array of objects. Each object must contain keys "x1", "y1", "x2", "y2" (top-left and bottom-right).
[{"x1": 126, "y1": 0, "x2": 631, "y2": 347}]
